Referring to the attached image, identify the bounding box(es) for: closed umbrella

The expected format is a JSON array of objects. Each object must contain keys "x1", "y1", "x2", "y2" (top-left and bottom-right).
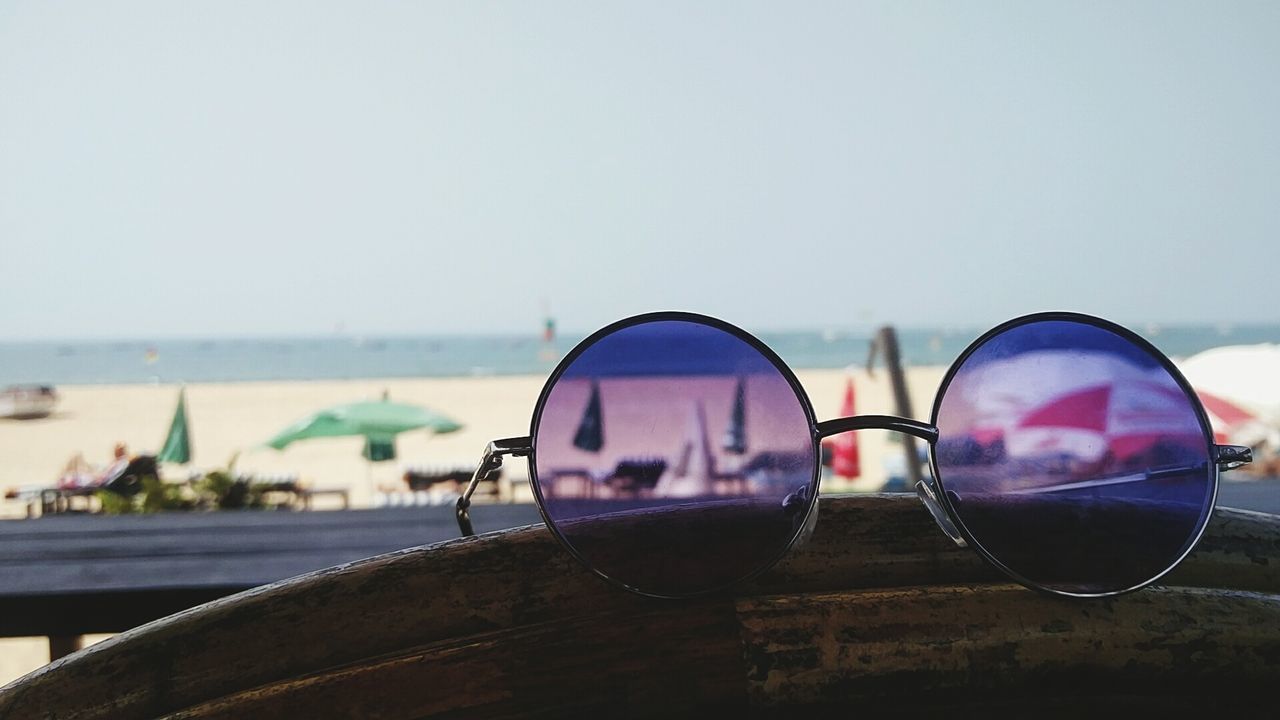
[
  {"x1": 157, "y1": 387, "x2": 192, "y2": 464},
  {"x1": 831, "y1": 378, "x2": 860, "y2": 478},
  {"x1": 722, "y1": 377, "x2": 747, "y2": 455},
  {"x1": 573, "y1": 382, "x2": 604, "y2": 452}
]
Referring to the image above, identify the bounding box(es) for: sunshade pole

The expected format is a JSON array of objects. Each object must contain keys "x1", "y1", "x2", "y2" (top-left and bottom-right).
[{"x1": 869, "y1": 326, "x2": 924, "y2": 488}]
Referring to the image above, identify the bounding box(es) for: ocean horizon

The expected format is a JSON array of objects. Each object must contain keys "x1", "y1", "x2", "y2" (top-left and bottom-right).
[{"x1": 3, "y1": 324, "x2": 1278, "y2": 387}]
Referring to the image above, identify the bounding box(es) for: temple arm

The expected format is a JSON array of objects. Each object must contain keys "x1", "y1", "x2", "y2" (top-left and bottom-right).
[{"x1": 455, "y1": 436, "x2": 532, "y2": 537}]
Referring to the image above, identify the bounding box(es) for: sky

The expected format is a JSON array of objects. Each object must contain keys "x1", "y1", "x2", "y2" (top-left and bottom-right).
[{"x1": 2, "y1": 1, "x2": 1278, "y2": 339}]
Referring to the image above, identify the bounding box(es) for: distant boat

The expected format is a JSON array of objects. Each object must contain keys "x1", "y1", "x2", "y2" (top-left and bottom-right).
[{"x1": 0, "y1": 385, "x2": 59, "y2": 419}]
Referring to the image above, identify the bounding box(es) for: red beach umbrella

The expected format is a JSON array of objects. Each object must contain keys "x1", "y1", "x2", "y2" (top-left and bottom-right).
[
  {"x1": 1195, "y1": 388, "x2": 1260, "y2": 444},
  {"x1": 1012, "y1": 381, "x2": 1203, "y2": 462},
  {"x1": 831, "y1": 378, "x2": 860, "y2": 478}
]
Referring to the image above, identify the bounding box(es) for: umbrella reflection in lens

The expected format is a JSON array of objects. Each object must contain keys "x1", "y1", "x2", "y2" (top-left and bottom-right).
[
  {"x1": 533, "y1": 318, "x2": 817, "y2": 597},
  {"x1": 933, "y1": 318, "x2": 1215, "y2": 595}
]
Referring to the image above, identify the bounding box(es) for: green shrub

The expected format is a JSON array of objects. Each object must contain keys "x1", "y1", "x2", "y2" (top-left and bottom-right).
[
  {"x1": 140, "y1": 475, "x2": 193, "y2": 512},
  {"x1": 96, "y1": 475, "x2": 194, "y2": 514},
  {"x1": 94, "y1": 452, "x2": 283, "y2": 514},
  {"x1": 95, "y1": 489, "x2": 136, "y2": 515},
  {"x1": 194, "y1": 470, "x2": 267, "y2": 510}
]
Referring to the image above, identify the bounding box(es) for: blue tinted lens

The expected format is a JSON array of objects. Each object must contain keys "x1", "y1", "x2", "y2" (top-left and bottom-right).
[
  {"x1": 933, "y1": 318, "x2": 1215, "y2": 594},
  {"x1": 533, "y1": 318, "x2": 817, "y2": 597}
]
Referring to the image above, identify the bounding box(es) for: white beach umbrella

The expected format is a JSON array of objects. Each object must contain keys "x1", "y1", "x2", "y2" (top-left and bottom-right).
[{"x1": 1178, "y1": 344, "x2": 1280, "y2": 426}]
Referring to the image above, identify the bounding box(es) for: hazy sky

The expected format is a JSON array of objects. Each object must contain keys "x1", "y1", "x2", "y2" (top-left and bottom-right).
[{"x1": 2, "y1": 1, "x2": 1278, "y2": 339}]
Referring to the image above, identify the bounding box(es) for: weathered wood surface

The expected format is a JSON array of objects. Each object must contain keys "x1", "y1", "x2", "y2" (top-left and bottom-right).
[
  {"x1": 1, "y1": 494, "x2": 1278, "y2": 718},
  {"x1": 0, "y1": 504, "x2": 542, "y2": 637},
  {"x1": 1, "y1": 481, "x2": 1274, "y2": 638}
]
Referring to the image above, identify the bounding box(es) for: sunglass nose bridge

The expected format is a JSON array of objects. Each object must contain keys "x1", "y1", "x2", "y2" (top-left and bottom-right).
[
  {"x1": 814, "y1": 415, "x2": 939, "y2": 443},
  {"x1": 915, "y1": 474, "x2": 967, "y2": 548},
  {"x1": 812, "y1": 415, "x2": 962, "y2": 546}
]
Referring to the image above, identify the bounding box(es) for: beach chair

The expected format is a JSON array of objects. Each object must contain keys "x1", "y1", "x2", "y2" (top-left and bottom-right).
[
  {"x1": 378, "y1": 467, "x2": 497, "y2": 507},
  {"x1": 40, "y1": 455, "x2": 160, "y2": 515},
  {"x1": 101, "y1": 456, "x2": 157, "y2": 498},
  {"x1": 601, "y1": 457, "x2": 667, "y2": 494}
]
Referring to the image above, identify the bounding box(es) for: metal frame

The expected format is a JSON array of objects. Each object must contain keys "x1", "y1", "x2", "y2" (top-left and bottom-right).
[
  {"x1": 455, "y1": 436, "x2": 531, "y2": 537},
  {"x1": 526, "y1": 311, "x2": 821, "y2": 599},
  {"x1": 457, "y1": 310, "x2": 1253, "y2": 600},
  {"x1": 925, "y1": 310, "x2": 1249, "y2": 598}
]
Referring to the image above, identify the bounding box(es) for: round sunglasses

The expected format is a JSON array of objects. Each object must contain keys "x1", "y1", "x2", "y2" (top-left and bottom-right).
[{"x1": 455, "y1": 311, "x2": 1252, "y2": 599}]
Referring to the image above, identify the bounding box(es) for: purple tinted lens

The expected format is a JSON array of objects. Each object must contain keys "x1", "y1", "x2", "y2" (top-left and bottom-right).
[
  {"x1": 934, "y1": 319, "x2": 1214, "y2": 595},
  {"x1": 533, "y1": 318, "x2": 816, "y2": 597}
]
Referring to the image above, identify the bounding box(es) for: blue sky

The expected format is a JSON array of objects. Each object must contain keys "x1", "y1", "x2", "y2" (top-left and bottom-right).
[{"x1": 2, "y1": 1, "x2": 1277, "y2": 339}]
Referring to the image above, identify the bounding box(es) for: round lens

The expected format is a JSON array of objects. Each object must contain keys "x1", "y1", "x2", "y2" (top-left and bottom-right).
[
  {"x1": 532, "y1": 316, "x2": 818, "y2": 597},
  {"x1": 932, "y1": 317, "x2": 1215, "y2": 595}
]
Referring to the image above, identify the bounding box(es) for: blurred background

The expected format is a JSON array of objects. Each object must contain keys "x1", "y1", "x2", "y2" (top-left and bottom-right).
[{"x1": 1, "y1": 0, "x2": 1278, "y2": 683}]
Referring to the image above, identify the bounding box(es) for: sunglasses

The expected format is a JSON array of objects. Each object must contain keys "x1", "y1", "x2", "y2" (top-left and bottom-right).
[{"x1": 455, "y1": 311, "x2": 1252, "y2": 599}]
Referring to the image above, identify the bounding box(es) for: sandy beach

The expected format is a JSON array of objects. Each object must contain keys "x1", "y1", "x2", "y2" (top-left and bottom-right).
[
  {"x1": 0, "y1": 366, "x2": 950, "y2": 514},
  {"x1": 0, "y1": 366, "x2": 949, "y2": 684}
]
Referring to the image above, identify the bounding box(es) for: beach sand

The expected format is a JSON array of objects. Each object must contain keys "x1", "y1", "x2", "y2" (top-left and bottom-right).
[
  {"x1": 0, "y1": 366, "x2": 948, "y2": 684},
  {"x1": 0, "y1": 367, "x2": 950, "y2": 511}
]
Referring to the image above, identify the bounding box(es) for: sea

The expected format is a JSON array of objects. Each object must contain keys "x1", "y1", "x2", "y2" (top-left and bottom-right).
[{"x1": 2, "y1": 324, "x2": 1278, "y2": 387}]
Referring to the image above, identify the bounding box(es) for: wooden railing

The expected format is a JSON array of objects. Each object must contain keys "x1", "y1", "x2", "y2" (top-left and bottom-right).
[{"x1": 2, "y1": 494, "x2": 1277, "y2": 718}]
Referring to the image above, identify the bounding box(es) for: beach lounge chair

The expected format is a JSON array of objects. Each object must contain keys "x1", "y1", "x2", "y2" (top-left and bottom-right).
[
  {"x1": 40, "y1": 455, "x2": 160, "y2": 515},
  {"x1": 375, "y1": 467, "x2": 499, "y2": 507},
  {"x1": 601, "y1": 457, "x2": 667, "y2": 494}
]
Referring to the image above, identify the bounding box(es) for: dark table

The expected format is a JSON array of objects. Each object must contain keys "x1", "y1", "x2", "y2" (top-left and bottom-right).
[{"x1": 0, "y1": 503, "x2": 542, "y2": 642}]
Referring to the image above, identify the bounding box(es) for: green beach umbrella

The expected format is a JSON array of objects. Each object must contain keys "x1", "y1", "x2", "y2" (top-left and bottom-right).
[
  {"x1": 158, "y1": 387, "x2": 192, "y2": 464},
  {"x1": 362, "y1": 434, "x2": 397, "y2": 462},
  {"x1": 266, "y1": 398, "x2": 463, "y2": 461}
]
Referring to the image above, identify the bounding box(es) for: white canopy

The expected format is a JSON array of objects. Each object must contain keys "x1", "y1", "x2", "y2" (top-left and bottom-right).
[{"x1": 1178, "y1": 344, "x2": 1280, "y2": 426}]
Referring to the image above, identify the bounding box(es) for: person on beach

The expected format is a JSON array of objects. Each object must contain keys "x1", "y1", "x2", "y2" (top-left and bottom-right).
[
  {"x1": 57, "y1": 443, "x2": 131, "y2": 489},
  {"x1": 104, "y1": 443, "x2": 131, "y2": 478},
  {"x1": 57, "y1": 452, "x2": 96, "y2": 489}
]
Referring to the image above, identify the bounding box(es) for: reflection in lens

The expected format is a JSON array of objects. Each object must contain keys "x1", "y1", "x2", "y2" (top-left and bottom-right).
[
  {"x1": 533, "y1": 319, "x2": 816, "y2": 597},
  {"x1": 934, "y1": 319, "x2": 1214, "y2": 594}
]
